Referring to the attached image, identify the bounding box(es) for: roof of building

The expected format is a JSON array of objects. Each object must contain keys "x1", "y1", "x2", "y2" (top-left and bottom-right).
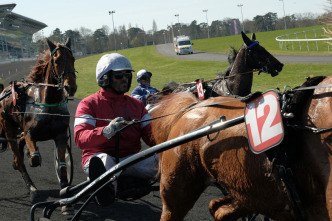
[{"x1": 0, "y1": 3, "x2": 47, "y2": 35}]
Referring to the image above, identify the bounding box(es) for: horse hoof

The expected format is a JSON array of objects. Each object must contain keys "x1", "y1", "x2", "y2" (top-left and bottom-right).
[
  {"x1": 29, "y1": 156, "x2": 41, "y2": 167},
  {"x1": 61, "y1": 205, "x2": 74, "y2": 215},
  {"x1": 60, "y1": 180, "x2": 68, "y2": 189},
  {"x1": 30, "y1": 187, "x2": 40, "y2": 203},
  {"x1": 12, "y1": 162, "x2": 18, "y2": 170}
]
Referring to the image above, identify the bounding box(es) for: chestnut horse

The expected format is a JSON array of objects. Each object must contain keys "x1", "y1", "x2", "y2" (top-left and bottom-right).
[
  {"x1": 0, "y1": 38, "x2": 77, "y2": 201},
  {"x1": 168, "y1": 32, "x2": 283, "y2": 98},
  {"x1": 151, "y1": 75, "x2": 332, "y2": 220}
]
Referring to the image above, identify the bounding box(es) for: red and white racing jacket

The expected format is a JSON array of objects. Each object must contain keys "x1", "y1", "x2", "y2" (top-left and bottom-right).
[{"x1": 74, "y1": 88, "x2": 155, "y2": 168}]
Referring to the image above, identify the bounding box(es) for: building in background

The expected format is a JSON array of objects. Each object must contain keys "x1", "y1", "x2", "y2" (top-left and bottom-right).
[{"x1": 0, "y1": 3, "x2": 47, "y2": 61}]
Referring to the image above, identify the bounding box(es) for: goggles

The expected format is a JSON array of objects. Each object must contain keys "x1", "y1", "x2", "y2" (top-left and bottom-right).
[
  {"x1": 112, "y1": 72, "x2": 132, "y2": 80},
  {"x1": 140, "y1": 75, "x2": 151, "y2": 81}
]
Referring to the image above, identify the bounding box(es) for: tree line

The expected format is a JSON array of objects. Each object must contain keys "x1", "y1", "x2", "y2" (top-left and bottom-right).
[{"x1": 34, "y1": 11, "x2": 327, "y2": 55}]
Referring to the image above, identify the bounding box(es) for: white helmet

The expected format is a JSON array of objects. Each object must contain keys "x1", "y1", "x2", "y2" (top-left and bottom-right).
[
  {"x1": 96, "y1": 53, "x2": 135, "y2": 83},
  {"x1": 136, "y1": 69, "x2": 152, "y2": 83}
]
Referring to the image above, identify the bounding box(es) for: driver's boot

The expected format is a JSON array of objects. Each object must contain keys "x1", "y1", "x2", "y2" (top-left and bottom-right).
[{"x1": 89, "y1": 157, "x2": 115, "y2": 206}]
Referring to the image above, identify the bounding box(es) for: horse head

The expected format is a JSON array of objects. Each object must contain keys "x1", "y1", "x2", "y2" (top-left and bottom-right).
[
  {"x1": 46, "y1": 38, "x2": 77, "y2": 96},
  {"x1": 241, "y1": 31, "x2": 283, "y2": 77}
]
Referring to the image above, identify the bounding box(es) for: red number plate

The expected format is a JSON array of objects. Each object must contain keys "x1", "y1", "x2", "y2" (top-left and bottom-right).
[
  {"x1": 12, "y1": 82, "x2": 16, "y2": 106},
  {"x1": 244, "y1": 90, "x2": 284, "y2": 154},
  {"x1": 196, "y1": 80, "x2": 204, "y2": 100}
]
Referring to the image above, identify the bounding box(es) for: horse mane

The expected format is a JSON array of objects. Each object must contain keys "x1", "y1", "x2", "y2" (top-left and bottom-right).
[
  {"x1": 24, "y1": 42, "x2": 65, "y2": 83},
  {"x1": 151, "y1": 92, "x2": 198, "y2": 144},
  {"x1": 288, "y1": 76, "x2": 326, "y2": 124},
  {"x1": 217, "y1": 46, "x2": 238, "y2": 77},
  {"x1": 24, "y1": 50, "x2": 50, "y2": 83},
  {"x1": 161, "y1": 81, "x2": 180, "y2": 95}
]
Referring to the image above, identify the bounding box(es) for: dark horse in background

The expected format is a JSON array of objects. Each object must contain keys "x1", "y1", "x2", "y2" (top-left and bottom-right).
[
  {"x1": 0, "y1": 38, "x2": 77, "y2": 201},
  {"x1": 151, "y1": 75, "x2": 332, "y2": 220},
  {"x1": 162, "y1": 32, "x2": 283, "y2": 98}
]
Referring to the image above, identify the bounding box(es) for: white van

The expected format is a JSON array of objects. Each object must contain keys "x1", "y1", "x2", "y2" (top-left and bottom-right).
[{"x1": 174, "y1": 35, "x2": 193, "y2": 55}]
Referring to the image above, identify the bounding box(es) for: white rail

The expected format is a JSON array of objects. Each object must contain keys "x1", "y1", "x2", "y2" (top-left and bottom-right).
[
  {"x1": 275, "y1": 27, "x2": 332, "y2": 51},
  {"x1": 276, "y1": 38, "x2": 332, "y2": 41}
]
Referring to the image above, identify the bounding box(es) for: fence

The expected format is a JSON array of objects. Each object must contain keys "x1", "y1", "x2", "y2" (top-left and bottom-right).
[{"x1": 275, "y1": 27, "x2": 332, "y2": 52}]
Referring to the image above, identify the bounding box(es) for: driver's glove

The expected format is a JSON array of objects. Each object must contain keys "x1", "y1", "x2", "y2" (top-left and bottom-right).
[{"x1": 102, "y1": 117, "x2": 127, "y2": 139}]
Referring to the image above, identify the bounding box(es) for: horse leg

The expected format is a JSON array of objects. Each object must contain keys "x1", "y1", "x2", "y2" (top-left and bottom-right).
[
  {"x1": 15, "y1": 132, "x2": 26, "y2": 169},
  {"x1": 4, "y1": 127, "x2": 37, "y2": 199},
  {"x1": 24, "y1": 134, "x2": 41, "y2": 167},
  {"x1": 209, "y1": 195, "x2": 249, "y2": 221},
  {"x1": 55, "y1": 134, "x2": 69, "y2": 189},
  {"x1": 54, "y1": 134, "x2": 74, "y2": 215},
  {"x1": 12, "y1": 133, "x2": 25, "y2": 170},
  {"x1": 159, "y1": 150, "x2": 209, "y2": 221}
]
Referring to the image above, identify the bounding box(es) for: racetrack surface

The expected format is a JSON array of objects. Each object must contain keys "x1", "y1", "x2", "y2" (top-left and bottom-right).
[
  {"x1": 156, "y1": 43, "x2": 332, "y2": 63},
  {"x1": 0, "y1": 43, "x2": 324, "y2": 220}
]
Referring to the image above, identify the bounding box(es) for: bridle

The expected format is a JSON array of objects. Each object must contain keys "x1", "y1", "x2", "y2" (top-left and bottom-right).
[
  {"x1": 244, "y1": 41, "x2": 275, "y2": 75},
  {"x1": 49, "y1": 45, "x2": 76, "y2": 89}
]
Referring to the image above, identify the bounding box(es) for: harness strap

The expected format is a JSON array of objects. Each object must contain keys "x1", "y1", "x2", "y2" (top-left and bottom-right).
[
  {"x1": 58, "y1": 162, "x2": 67, "y2": 169},
  {"x1": 33, "y1": 99, "x2": 68, "y2": 107},
  {"x1": 288, "y1": 124, "x2": 332, "y2": 134},
  {"x1": 278, "y1": 165, "x2": 308, "y2": 221},
  {"x1": 29, "y1": 150, "x2": 42, "y2": 165},
  {"x1": 50, "y1": 46, "x2": 74, "y2": 89},
  {"x1": 247, "y1": 41, "x2": 259, "y2": 48},
  {"x1": 50, "y1": 46, "x2": 72, "y2": 56}
]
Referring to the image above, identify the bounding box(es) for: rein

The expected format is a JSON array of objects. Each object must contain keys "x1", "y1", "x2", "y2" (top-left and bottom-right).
[
  {"x1": 182, "y1": 69, "x2": 262, "y2": 86},
  {"x1": 12, "y1": 82, "x2": 332, "y2": 134},
  {"x1": 13, "y1": 98, "x2": 242, "y2": 126},
  {"x1": 156, "y1": 70, "x2": 262, "y2": 96},
  {"x1": 292, "y1": 83, "x2": 332, "y2": 91}
]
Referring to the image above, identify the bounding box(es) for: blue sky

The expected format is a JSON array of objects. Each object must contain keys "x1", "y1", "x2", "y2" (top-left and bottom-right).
[{"x1": 4, "y1": 0, "x2": 329, "y2": 36}]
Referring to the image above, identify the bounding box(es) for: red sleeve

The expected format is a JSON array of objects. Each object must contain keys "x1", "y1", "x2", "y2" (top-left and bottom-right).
[{"x1": 74, "y1": 98, "x2": 108, "y2": 150}]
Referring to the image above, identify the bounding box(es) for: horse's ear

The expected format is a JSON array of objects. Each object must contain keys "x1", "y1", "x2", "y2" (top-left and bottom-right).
[
  {"x1": 241, "y1": 31, "x2": 252, "y2": 46},
  {"x1": 65, "y1": 38, "x2": 71, "y2": 49},
  {"x1": 46, "y1": 39, "x2": 56, "y2": 52},
  {"x1": 251, "y1": 33, "x2": 256, "y2": 41}
]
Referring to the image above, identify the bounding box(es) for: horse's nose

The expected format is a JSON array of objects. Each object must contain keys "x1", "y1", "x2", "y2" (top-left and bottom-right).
[
  {"x1": 65, "y1": 85, "x2": 77, "y2": 96},
  {"x1": 277, "y1": 63, "x2": 284, "y2": 72}
]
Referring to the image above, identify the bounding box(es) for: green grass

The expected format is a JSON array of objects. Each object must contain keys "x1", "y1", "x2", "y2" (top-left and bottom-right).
[
  {"x1": 75, "y1": 25, "x2": 332, "y2": 99},
  {"x1": 252, "y1": 63, "x2": 332, "y2": 92},
  {"x1": 192, "y1": 25, "x2": 332, "y2": 55},
  {"x1": 75, "y1": 46, "x2": 228, "y2": 98}
]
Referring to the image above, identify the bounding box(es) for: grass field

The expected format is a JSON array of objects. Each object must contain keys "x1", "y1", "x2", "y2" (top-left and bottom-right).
[
  {"x1": 192, "y1": 25, "x2": 332, "y2": 55},
  {"x1": 75, "y1": 26, "x2": 332, "y2": 99}
]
